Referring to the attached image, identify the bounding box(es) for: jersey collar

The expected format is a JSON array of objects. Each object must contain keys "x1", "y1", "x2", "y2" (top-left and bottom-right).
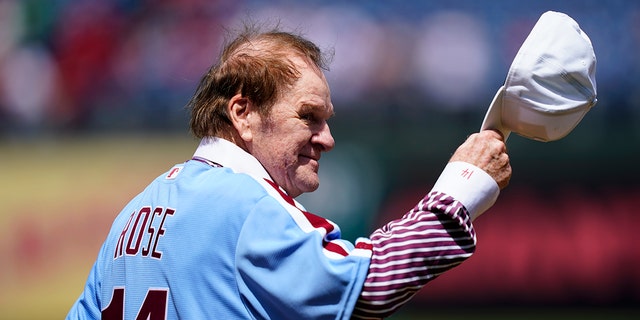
[{"x1": 192, "y1": 137, "x2": 273, "y2": 183}]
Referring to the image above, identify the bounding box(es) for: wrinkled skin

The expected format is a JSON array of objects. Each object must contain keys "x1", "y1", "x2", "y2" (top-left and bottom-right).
[
  {"x1": 232, "y1": 55, "x2": 335, "y2": 198},
  {"x1": 450, "y1": 130, "x2": 512, "y2": 189}
]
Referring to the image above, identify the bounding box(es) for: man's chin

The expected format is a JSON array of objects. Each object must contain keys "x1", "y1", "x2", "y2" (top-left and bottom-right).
[
  {"x1": 286, "y1": 167, "x2": 320, "y2": 197},
  {"x1": 299, "y1": 180, "x2": 320, "y2": 195},
  {"x1": 295, "y1": 178, "x2": 320, "y2": 197}
]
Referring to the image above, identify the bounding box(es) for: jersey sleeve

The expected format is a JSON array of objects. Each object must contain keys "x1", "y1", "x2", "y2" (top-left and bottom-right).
[
  {"x1": 235, "y1": 195, "x2": 371, "y2": 320},
  {"x1": 352, "y1": 162, "x2": 500, "y2": 318},
  {"x1": 352, "y1": 191, "x2": 474, "y2": 318}
]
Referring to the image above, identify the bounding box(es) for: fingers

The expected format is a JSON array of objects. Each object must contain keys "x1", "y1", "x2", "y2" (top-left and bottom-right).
[
  {"x1": 450, "y1": 131, "x2": 512, "y2": 189},
  {"x1": 494, "y1": 152, "x2": 512, "y2": 189},
  {"x1": 480, "y1": 128, "x2": 506, "y2": 142}
]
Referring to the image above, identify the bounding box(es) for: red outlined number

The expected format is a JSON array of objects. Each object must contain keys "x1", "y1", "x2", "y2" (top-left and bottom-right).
[{"x1": 103, "y1": 287, "x2": 168, "y2": 320}]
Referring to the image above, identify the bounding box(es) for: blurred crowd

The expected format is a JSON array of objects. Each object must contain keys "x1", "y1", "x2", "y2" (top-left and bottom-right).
[
  {"x1": 0, "y1": 0, "x2": 236, "y2": 136},
  {"x1": 0, "y1": 0, "x2": 638, "y2": 137}
]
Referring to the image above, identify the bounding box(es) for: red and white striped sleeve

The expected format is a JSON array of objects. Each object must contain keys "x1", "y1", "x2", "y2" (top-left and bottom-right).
[{"x1": 352, "y1": 162, "x2": 500, "y2": 319}]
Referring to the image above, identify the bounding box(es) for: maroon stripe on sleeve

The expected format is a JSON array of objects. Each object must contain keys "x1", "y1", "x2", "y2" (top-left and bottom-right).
[{"x1": 352, "y1": 191, "x2": 476, "y2": 319}]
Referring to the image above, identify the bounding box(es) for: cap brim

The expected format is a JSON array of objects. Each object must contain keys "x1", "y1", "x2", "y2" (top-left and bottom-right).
[{"x1": 481, "y1": 86, "x2": 511, "y2": 140}]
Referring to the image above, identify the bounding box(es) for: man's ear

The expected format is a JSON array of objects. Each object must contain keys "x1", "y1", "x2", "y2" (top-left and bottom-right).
[{"x1": 227, "y1": 94, "x2": 254, "y2": 142}]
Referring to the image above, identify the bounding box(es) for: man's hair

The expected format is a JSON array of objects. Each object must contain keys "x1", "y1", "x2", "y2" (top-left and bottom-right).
[{"x1": 188, "y1": 22, "x2": 331, "y2": 139}]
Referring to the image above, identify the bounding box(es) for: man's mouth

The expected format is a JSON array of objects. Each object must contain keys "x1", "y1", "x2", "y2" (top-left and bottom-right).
[{"x1": 300, "y1": 154, "x2": 320, "y2": 162}]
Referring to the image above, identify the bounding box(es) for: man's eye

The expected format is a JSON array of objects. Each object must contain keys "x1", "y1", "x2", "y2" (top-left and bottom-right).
[{"x1": 301, "y1": 114, "x2": 316, "y2": 122}]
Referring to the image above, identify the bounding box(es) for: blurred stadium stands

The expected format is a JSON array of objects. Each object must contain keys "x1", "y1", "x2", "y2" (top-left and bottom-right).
[{"x1": 1, "y1": 0, "x2": 639, "y2": 136}]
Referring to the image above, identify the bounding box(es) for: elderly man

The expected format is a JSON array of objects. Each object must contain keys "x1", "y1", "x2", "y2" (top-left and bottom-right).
[{"x1": 67, "y1": 24, "x2": 510, "y2": 320}]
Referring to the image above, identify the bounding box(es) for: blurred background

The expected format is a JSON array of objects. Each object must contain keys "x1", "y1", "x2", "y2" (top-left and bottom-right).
[{"x1": 1, "y1": 0, "x2": 639, "y2": 318}]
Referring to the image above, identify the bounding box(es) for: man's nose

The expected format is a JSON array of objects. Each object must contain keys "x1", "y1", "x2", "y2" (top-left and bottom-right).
[{"x1": 314, "y1": 122, "x2": 335, "y2": 152}]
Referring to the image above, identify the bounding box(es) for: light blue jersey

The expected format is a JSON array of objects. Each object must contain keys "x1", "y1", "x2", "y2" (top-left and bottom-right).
[{"x1": 67, "y1": 137, "x2": 372, "y2": 320}]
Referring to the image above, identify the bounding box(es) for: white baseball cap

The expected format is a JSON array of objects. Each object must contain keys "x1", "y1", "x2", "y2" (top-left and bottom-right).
[{"x1": 481, "y1": 11, "x2": 598, "y2": 142}]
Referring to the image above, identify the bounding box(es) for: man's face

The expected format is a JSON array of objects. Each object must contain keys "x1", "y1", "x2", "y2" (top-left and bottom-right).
[{"x1": 247, "y1": 56, "x2": 335, "y2": 198}]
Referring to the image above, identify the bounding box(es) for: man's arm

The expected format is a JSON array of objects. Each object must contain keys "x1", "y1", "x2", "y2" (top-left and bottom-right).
[
  {"x1": 352, "y1": 131, "x2": 511, "y2": 318},
  {"x1": 352, "y1": 191, "x2": 475, "y2": 318}
]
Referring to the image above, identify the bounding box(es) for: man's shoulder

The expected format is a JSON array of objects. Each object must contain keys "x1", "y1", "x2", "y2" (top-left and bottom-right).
[{"x1": 178, "y1": 161, "x2": 271, "y2": 200}]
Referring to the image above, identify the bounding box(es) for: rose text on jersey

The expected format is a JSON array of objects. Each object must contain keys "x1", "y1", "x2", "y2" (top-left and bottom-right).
[{"x1": 113, "y1": 206, "x2": 175, "y2": 260}]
